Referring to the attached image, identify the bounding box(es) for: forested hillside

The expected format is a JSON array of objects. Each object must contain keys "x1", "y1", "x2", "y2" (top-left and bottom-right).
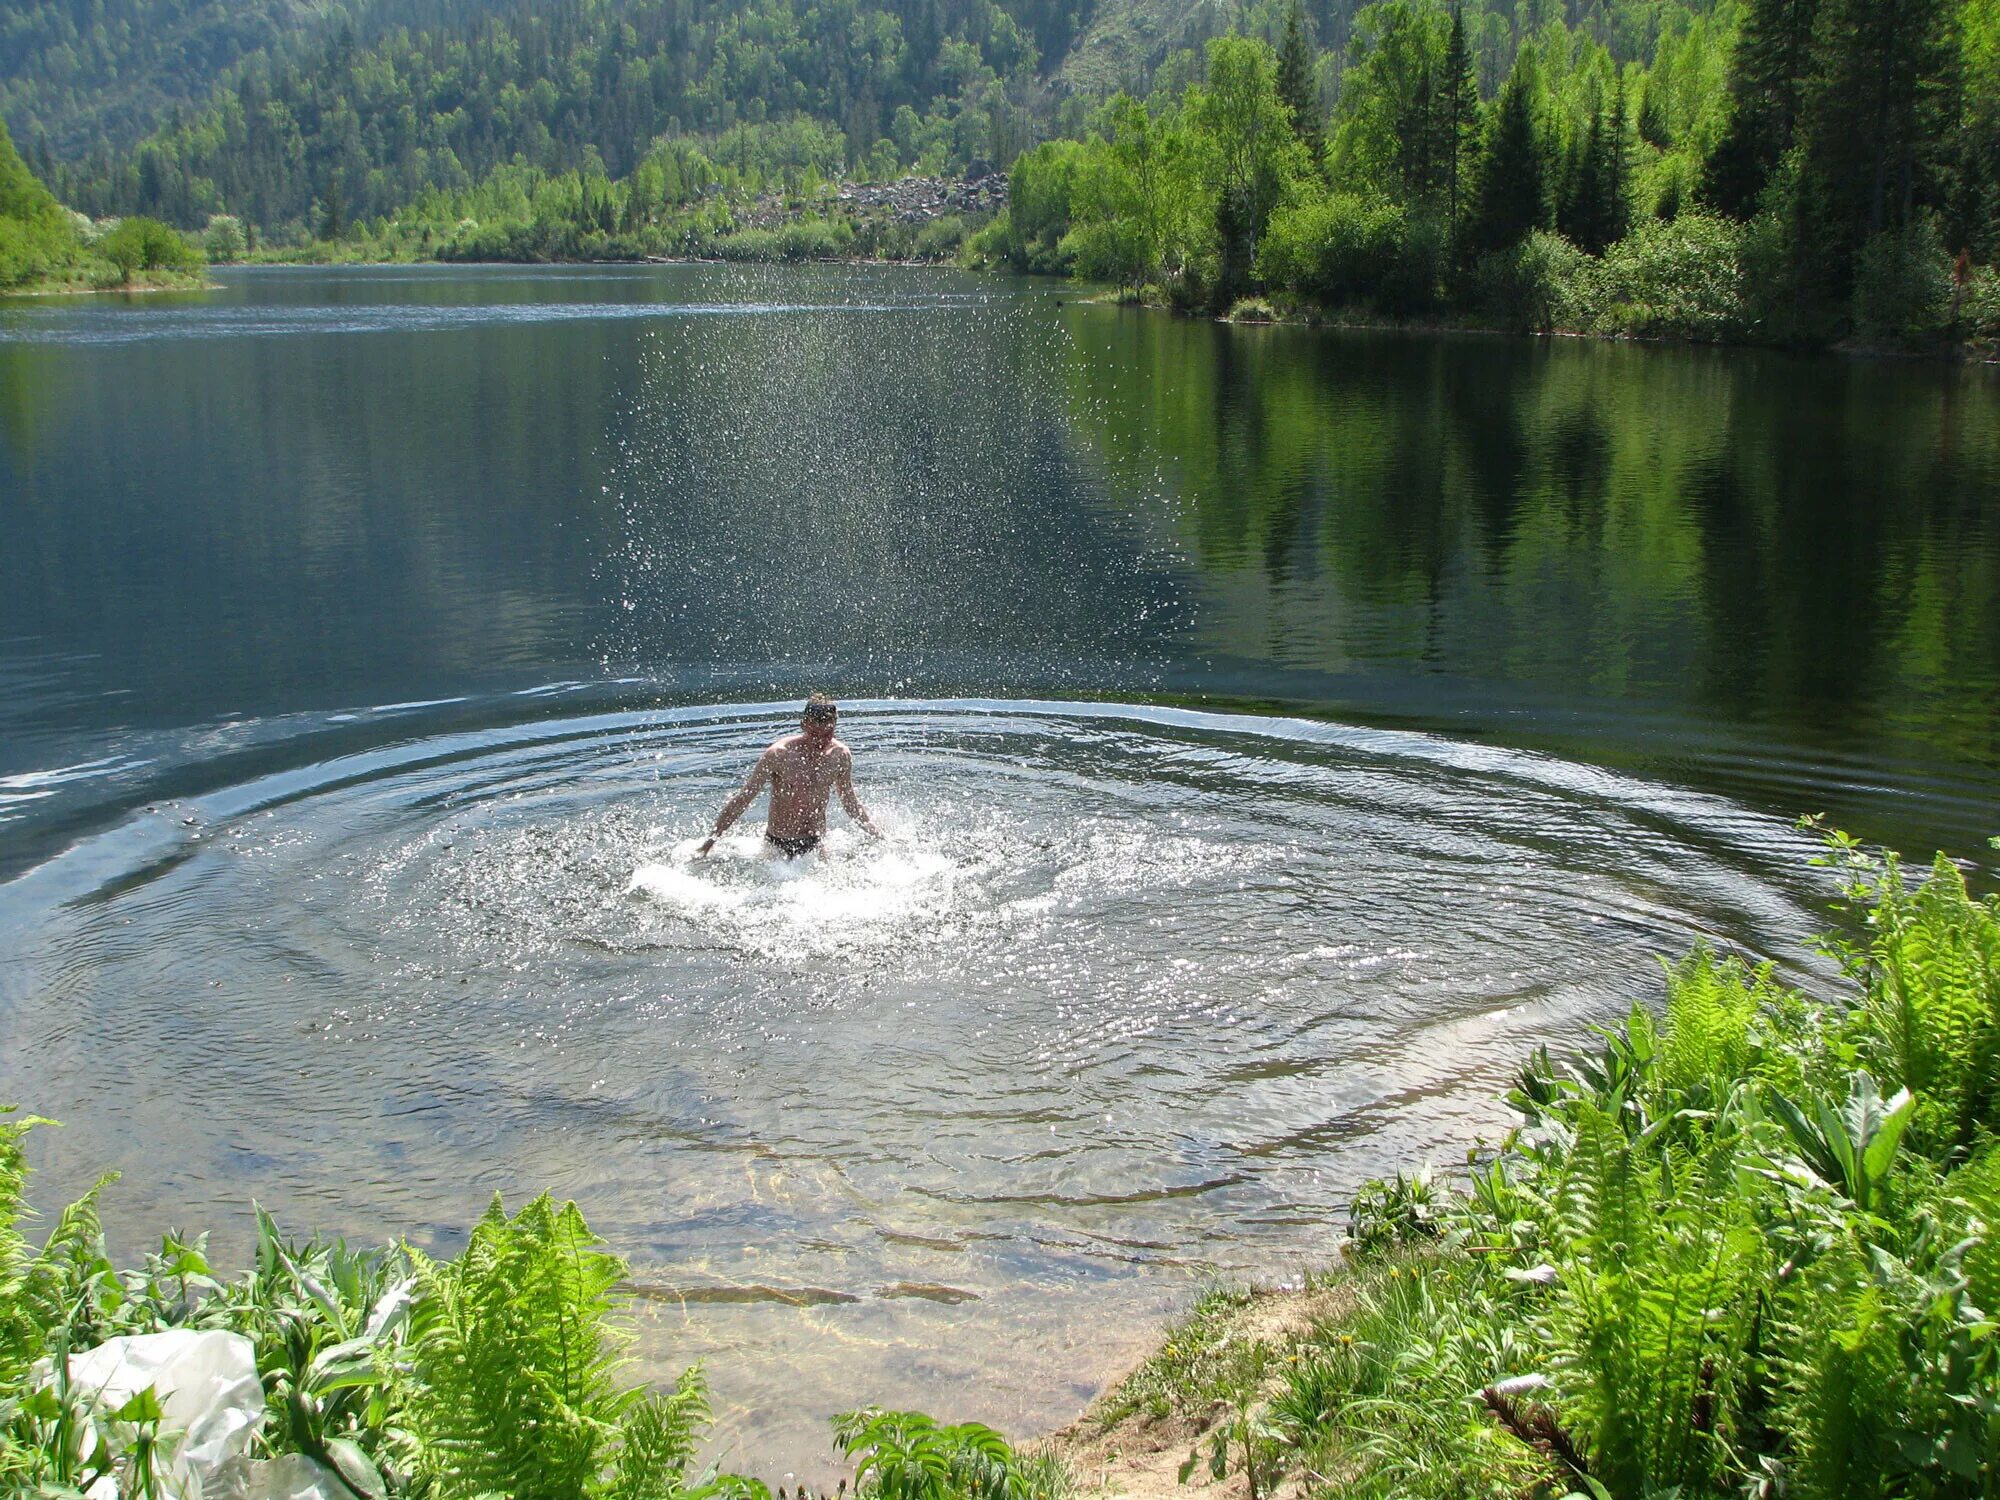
[
  {"x1": 36, "y1": 0, "x2": 1083, "y2": 235},
  {"x1": 5, "y1": 0, "x2": 1995, "y2": 347},
  {"x1": 19, "y1": 0, "x2": 1717, "y2": 241},
  {"x1": 0, "y1": 0, "x2": 376, "y2": 159}
]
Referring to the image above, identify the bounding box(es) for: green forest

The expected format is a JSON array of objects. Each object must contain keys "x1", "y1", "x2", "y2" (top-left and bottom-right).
[
  {"x1": 0, "y1": 0, "x2": 1992, "y2": 343},
  {"x1": 999, "y1": 0, "x2": 1994, "y2": 343},
  {"x1": 0, "y1": 111, "x2": 203, "y2": 289}
]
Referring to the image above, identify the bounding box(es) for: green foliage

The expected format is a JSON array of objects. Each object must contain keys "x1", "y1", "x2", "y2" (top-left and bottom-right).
[
  {"x1": 1277, "y1": 1256, "x2": 1545, "y2": 1500},
  {"x1": 1829, "y1": 842, "x2": 2000, "y2": 1157},
  {"x1": 0, "y1": 1108, "x2": 51, "y2": 1379},
  {"x1": 1006, "y1": 140, "x2": 1083, "y2": 274},
  {"x1": 1472, "y1": 228, "x2": 1590, "y2": 333},
  {"x1": 233, "y1": 1205, "x2": 408, "y2": 1490},
  {"x1": 834, "y1": 1408, "x2": 1043, "y2": 1500},
  {"x1": 1259, "y1": 193, "x2": 1405, "y2": 308},
  {"x1": 1854, "y1": 218, "x2": 1954, "y2": 342},
  {"x1": 1242, "y1": 830, "x2": 2000, "y2": 1499},
  {"x1": 397, "y1": 1193, "x2": 642, "y2": 1498},
  {"x1": 203, "y1": 213, "x2": 245, "y2": 261},
  {"x1": 1346, "y1": 1167, "x2": 1445, "y2": 1253},
  {"x1": 0, "y1": 114, "x2": 81, "y2": 288},
  {"x1": 97, "y1": 214, "x2": 202, "y2": 280},
  {"x1": 1592, "y1": 211, "x2": 1747, "y2": 338}
]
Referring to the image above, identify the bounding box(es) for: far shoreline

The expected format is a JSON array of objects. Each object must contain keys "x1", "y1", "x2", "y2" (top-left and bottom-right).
[{"x1": 73, "y1": 252, "x2": 1996, "y2": 364}]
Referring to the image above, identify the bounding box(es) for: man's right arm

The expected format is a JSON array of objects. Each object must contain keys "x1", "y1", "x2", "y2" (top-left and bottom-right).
[{"x1": 698, "y1": 753, "x2": 773, "y2": 856}]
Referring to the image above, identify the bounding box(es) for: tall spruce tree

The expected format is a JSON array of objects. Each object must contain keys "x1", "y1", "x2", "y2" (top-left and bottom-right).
[
  {"x1": 1791, "y1": 0, "x2": 1957, "y2": 306},
  {"x1": 1468, "y1": 44, "x2": 1552, "y2": 259},
  {"x1": 1704, "y1": 0, "x2": 1821, "y2": 217},
  {"x1": 1561, "y1": 76, "x2": 1632, "y2": 253},
  {"x1": 1405, "y1": 57, "x2": 1438, "y2": 199},
  {"x1": 1440, "y1": 3, "x2": 1482, "y2": 236},
  {"x1": 1276, "y1": 0, "x2": 1324, "y2": 171}
]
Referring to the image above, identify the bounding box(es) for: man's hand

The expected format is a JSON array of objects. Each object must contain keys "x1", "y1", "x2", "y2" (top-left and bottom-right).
[{"x1": 696, "y1": 836, "x2": 717, "y2": 858}]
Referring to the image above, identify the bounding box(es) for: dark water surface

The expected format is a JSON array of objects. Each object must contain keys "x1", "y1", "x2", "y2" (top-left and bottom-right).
[{"x1": 2, "y1": 265, "x2": 1996, "y2": 1465}]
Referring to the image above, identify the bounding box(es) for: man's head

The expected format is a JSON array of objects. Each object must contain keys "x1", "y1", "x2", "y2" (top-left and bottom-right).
[{"x1": 801, "y1": 693, "x2": 838, "y2": 746}]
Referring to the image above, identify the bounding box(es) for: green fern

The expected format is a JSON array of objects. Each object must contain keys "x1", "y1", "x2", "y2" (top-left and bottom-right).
[
  {"x1": 1546, "y1": 1100, "x2": 1763, "y2": 1495},
  {"x1": 601, "y1": 1365, "x2": 710, "y2": 1500},
  {"x1": 1656, "y1": 946, "x2": 1774, "y2": 1104},
  {"x1": 17, "y1": 1174, "x2": 121, "y2": 1346},
  {"x1": 396, "y1": 1192, "x2": 712, "y2": 1500},
  {"x1": 0, "y1": 1107, "x2": 50, "y2": 1379},
  {"x1": 1846, "y1": 852, "x2": 2000, "y2": 1156}
]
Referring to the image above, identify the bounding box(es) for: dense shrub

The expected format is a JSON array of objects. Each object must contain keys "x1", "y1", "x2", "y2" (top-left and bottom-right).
[
  {"x1": 1473, "y1": 230, "x2": 1595, "y2": 332},
  {"x1": 777, "y1": 216, "x2": 854, "y2": 260},
  {"x1": 0, "y1": 214, "x2": 76, "y2": 288},
  {"x1": 1854, "y1": 218, "x2": 1953, "y2": 342},
  {"x1": 98, "y1": 216, "x2": 203, "y2": 280},
  {"x1": 914, "y1": 214, "x2": 967, "y2": 260},
  {"x1": 203, "y1": 215, "x2": 246, "y2": 262},
  {"x1": 1260, "y1": 831, "x2": 2000, "y2": 1500},
  {"x1": 1260, "y1": 194, "x2": 1406, "y2": 309},
  {"x1": 1593, "y1": 212, "x2": 1748, "y2": 339},
  {"x1": 713, "y1": 227, "x2": 785, "y2": 261}
]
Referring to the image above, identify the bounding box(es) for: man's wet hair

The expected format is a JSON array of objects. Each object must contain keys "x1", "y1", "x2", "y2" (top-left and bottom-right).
[{"x1": 803, "y1": 693, "x2": 838, "y2": 723}]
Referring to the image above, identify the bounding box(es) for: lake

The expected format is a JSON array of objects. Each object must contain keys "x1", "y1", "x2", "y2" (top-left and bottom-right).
[{"x1": 1, "y1": 264, "x2": 1995, "y2": 1468}]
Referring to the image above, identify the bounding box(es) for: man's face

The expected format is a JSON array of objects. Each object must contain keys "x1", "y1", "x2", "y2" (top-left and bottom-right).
[{"x1": 802, "y1": 710, "x2": 837, "y2": 747}]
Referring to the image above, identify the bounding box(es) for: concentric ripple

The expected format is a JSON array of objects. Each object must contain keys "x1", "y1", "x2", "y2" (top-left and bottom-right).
[{"x1": 0, "y1": 698, "x2": 1835, "y2": 1467}]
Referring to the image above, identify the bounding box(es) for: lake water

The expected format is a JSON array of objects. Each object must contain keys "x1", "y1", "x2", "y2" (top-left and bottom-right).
[{"x1": 2, "y1": 264, "x2": 1996, "y2": 1469}]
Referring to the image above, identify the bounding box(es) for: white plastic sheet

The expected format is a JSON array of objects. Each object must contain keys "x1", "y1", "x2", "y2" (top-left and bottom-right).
[
  {"x1": 219, "y1": 1452, "x2": 349, "y2": 1500},
  {"x1": 45, "y1": 1329, "x2": 346, "y2": 1500}
]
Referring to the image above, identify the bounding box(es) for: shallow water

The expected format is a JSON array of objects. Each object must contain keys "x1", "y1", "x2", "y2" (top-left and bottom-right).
[
  {"x1": 0, "y1": 696, "x2": 1833, "y2": 1460},
  {"x1": 1, "y1": 264, "x2": 1996, "y2": 1468}
]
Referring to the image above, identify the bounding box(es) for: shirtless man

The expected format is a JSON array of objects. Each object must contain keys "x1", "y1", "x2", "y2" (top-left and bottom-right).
[{"x1": 697, "y1": 695, "x2": 880, "y2": 858}]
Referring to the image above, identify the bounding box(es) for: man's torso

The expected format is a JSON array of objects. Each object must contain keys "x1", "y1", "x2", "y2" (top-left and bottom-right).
[{"x1": 763, "y1": 734, "x2": 847, "y2": 838}]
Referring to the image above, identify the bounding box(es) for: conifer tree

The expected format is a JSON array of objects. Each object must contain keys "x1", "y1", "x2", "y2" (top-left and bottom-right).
[
  {"x1": 1704, "y1": 0, "x2": 1821, "y2": 217},
  {"x1": 1791, "y1": 0, "x2": 1957, "y2": 304},
  {"x1": 1562, "y1": 76, "x2": 1632, "y2": 254},
  {"x1": 1276, "y1": 0, "x2": 1324, "y2": 172},
  {"x1": 1439, "y1": 3, "x2": 1482, "y2": 236},
  {"x1": 1468, "y1": 44, "x2": 1552, "y2": 259},
  {"x1": 1405, "y1": 57, "x2": 1438, "y2": 200}
]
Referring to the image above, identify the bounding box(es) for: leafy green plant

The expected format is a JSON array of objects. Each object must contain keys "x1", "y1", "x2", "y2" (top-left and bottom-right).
[
  {"x1": 228, "y1": 1206, "x2": 410, "y2": 1496},
  {"x1": 1175, "y1": 1343, "x2": 1285, "y2": 1500},
  {"x1": 1816, "y1": 834, "x2": 2000, "y2": 1158},
  {"x1": 395, "y1": 1191, "x2": 714, "y2": 1500},
  {"x1": 97, "y1": 216, "x2": 203, "y2": 281},
  {"x1": 833, "y1": 1407, "x2": 1035, "y2": 1500},
  {"x1": 1767, "y1": 1071, "x2": 1915, "y2": 1218},
  {"x1": 1347, "y1": 1169, "x2": 1447, "y2": 1254}
]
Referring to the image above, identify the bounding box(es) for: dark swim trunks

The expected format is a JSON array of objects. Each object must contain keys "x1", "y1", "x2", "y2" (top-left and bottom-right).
[{"x1": 766, "y1": 831, "x2": 821, "y2": 858}]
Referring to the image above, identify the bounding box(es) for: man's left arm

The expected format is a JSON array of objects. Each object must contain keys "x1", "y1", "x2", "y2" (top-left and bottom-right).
[{"x1": 837, "y1": 751, "x2": 881, "y2": 837}]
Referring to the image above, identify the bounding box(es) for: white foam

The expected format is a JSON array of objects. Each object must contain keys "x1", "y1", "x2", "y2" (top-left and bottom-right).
[{"x1": 627, "y1": 827, "x2": 965, "y2": 954}]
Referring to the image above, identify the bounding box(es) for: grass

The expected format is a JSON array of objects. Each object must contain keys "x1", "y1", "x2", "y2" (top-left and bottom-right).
[{"x1": 1092, "y1": 1286, "x2": 1257, "y2": 1427}]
